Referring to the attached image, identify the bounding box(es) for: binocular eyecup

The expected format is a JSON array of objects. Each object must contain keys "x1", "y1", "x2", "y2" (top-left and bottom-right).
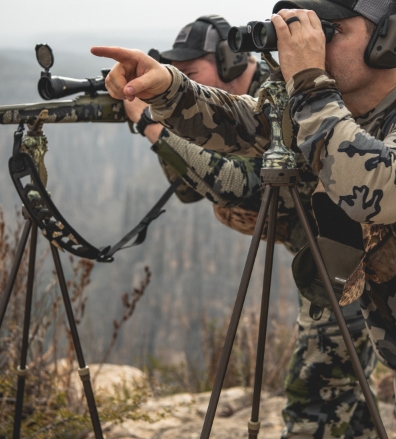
[{"x1": 228, "y1": 19, "x2": 337, "y2": 53}]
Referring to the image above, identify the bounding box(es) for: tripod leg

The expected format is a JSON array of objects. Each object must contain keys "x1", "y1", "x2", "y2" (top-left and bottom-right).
[
  {"x1": 50, "y1": 245, "x2": 104, "y2": 439},
  {"x1": 289, "y1": 186, "x2": 388, "y2": 439},
  {"x1": 13, "y1": 223, "x2": 38, "y2": 439},
  {"x1": 200, "y1": 185, "x2": 273, "y2": 439},
  {"x1": 0, "y1": 218, "x2": 32, "y2": 329},
  {"x1": 248, "y1": 186, "x2": 280, "y2": 439}
]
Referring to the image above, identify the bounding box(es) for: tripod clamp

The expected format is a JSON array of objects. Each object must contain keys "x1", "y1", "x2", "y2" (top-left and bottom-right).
[
  {"x1": 261, "y1": 167, "x2": 300, "y2": 185},
  {"x1": 256, "y1": 52, "x2": 296, "y2": 171}
]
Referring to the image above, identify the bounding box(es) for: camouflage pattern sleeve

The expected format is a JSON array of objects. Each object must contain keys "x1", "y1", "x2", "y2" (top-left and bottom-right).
[
  {"x1": 154, "y1": 128, "x2": 204, "y2": 204},
  {"x1": 287, "y1": 68, "x2": 396, "y2": 225},
  {"x1": 146, "y1": 65, "x2": 271, "y2": 157},
  {"x1": 152, "y1": 128, "x2": 262, "y2": 209}
]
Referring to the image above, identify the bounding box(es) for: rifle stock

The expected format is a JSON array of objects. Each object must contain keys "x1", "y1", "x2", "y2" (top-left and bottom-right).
[{"x1": 0, "y1": 93, "x2": 128, "y2": 125}]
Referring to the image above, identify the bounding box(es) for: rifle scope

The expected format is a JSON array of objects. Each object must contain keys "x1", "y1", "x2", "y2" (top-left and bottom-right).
[
  {"x1": 35, "y1": 43, "x2": 111, "y2": 100},
  {"x1": 228, "y1": 19, "x2": 337, "y2": 53},
  {"x1": 38, "y1": 71, "x2": 110, "y2": 100}
]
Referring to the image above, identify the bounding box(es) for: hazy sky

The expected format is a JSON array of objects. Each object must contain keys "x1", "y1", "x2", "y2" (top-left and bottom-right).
[{"x1": 0, "y1": 0, "x2": 274, "y2": 51}]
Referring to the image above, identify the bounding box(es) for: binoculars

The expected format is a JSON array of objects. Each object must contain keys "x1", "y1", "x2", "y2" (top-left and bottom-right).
[{"x1": 228, "y1": 20, "x2": 337, "y2": 52}]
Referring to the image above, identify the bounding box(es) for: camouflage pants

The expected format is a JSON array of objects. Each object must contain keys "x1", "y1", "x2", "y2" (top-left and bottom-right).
[
  {"x1": 360, "y1": 278, "x2": 396, "y2": 370},
  {"x1": 281, "y1": 295, "x2": 378, "y2": 439}
]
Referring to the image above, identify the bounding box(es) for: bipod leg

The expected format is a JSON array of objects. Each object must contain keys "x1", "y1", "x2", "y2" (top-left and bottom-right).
[
  {"x1": 200, "y1": 185, "x2": 273, "y2": 439},
  {"x1": 289, "y1": 185, "x2": 388, "y2": 439},
  {"x1": 0, "y1": 218, "x2": 32, "y2": 329},
  {"x1": 13, "y1": 223, "x2": 38, "y2": 439},
  {"x1": 50, "y1": 245, "x2": 104, "y2": 439},
  {"x1": 248, "y1": 186, "x2": 280, "y2": 438}
]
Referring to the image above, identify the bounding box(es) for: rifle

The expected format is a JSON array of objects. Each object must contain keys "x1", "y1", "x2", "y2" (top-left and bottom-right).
[
  {"x1": 3, "y1": 44, "x2": 179, "y2": 261},
  {"x1": 0, "y1": 44, "x2": 128, "y2": 126},
  {"x1": 0, "y1": 93, "x2": 127, "y2": 125}
]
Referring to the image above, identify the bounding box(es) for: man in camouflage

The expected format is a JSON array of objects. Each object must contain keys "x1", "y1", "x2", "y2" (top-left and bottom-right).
[
  {"x1": 92, "y1": 1, "x2": 396, "y2": 436},
  {"x1": 123, "y1": 16, "x2": 269, "y2": 212},
  {"x1": 120, "y1": 14, "x2": 379, "y2": 438}
]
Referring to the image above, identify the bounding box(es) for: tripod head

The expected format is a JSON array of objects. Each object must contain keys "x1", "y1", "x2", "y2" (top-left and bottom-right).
[{"x1": 255, "y1": 59, "x2": 296, "y2": 171}]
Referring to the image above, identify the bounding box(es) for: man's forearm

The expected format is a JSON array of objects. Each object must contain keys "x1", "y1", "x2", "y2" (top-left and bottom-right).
[
  {"x1": 146, "y1": 66, "x2": 271, "y2": 157},
  {"x1": 288, "y1": 69, "x2": 396, "y2": 225},
  {"x1": 152, "y1": 129, "x2": 262, "y2": 208}
]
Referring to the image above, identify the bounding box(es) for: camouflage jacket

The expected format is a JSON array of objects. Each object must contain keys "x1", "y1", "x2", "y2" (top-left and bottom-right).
[
  {"x1": 147, "y1": 65, "x2": 396, "y2": 366},
  {"x1": 150, "y1": 61, "x2": 317, "y2": 252},
  {"x1": 288, "y1": 68, "x2": 396, "y2": 226},
  {"x1": 151, "y1": 127, "x2": 317, "y2": 253},
  {"x1": 152, "y1": 60, "x2": 270, "y2": 204},
  {"x1": 148, "y1": 65, "x2": 396, "y2": 224}
]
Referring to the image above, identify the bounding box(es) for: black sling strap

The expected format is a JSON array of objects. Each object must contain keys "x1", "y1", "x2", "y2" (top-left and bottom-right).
[
  {"x1": 9, "y1": 124, "x2": 182, "y2": 262},
  {"x1": 98, "y1": 177, "x2": 182, "y2": 261}
]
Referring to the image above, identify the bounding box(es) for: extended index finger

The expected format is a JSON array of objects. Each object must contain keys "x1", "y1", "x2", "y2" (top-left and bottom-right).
[{"x1": 90, "y1": 46, "x2": 139, "y2": 63}]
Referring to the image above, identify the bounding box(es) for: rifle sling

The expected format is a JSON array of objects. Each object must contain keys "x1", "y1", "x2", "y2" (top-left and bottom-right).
[
  {"x1": 9, "y1": 124, "x2": 182, "y2": 262},
  {"x1": 99, "y1": 178, "x2": 182, "y2": 261}
]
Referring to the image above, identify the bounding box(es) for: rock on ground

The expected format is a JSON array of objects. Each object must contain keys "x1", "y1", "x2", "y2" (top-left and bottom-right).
[{"x1": 84, "y1": 384, "x2": 395, "y2": 439}]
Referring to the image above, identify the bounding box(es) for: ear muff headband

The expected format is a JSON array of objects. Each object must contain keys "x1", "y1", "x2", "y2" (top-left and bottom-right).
[
  {"x1": 196, "y1": 15, "x2": 249, "y2": 82},
  {"x1": 365, "y1": 2, "x2": 396, "y2": 69}
]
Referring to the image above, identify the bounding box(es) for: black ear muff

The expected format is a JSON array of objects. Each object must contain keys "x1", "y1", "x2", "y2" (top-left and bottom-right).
[
  {"x1": 365, "y1": 4, "x2": 396, "y2": 69},
  {"x1": 216, "y1": 40, "x2": 250, "y2": 82},
  {"x1": 197, "y1": 15, "x2": 248, "y2": 82}
]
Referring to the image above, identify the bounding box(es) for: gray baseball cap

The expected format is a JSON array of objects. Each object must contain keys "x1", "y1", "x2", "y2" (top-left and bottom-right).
[
  {"x1": 273, "y1": 0, "x2": 393, "y2": 24},
  {"x1": 160, "y1": 19, "x2": 221, "y2": 62}
]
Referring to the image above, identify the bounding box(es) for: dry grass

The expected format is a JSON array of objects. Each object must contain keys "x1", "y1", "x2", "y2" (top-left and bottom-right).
[
  {"x1": 146, "y1": 310, "x2": 297, "y2": 396},
  {"x1": 0, "y1": 205, "x2": 152, "y2": 438},
  {"x1": 0, "y1": 203, "x2": 299, "y2": 436}
]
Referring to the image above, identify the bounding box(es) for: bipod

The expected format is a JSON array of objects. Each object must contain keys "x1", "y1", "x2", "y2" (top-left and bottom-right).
[
  {"x1": 0, "y1": 207, "x2": 104, "y2": 439},
  {"x1": 199, "y1": 166, "x2": 388, "y2": 439},
  {"x1": 0, "y1": 117, "x2": 104, "y2": 438}
]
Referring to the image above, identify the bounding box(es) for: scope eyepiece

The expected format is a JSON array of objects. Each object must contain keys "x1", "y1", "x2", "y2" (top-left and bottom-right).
[{"x1": 228, "y1": 19, "x2": 337, "y2": 53}]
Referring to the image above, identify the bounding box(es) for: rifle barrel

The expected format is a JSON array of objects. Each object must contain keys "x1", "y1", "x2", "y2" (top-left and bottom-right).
[{"x1": 0, "y1": 93, "x2": 127, "y2": 125}]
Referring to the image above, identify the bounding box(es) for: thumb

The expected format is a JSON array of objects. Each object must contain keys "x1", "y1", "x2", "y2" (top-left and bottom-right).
[
  {"x1": 123, "y1": 74, "x2": 153, "y2": 99},
  {"x1": 124, "y1": 67, "x2": 172, "y2": 101}
]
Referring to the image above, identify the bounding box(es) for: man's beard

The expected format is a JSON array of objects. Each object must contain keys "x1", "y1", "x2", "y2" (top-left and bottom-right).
[{"x1": 325, "y1": 62, "x2": 335, "y2": 80}]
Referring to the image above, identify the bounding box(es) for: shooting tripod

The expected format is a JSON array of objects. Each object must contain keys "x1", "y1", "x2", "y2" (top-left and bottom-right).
[
  {"x1": 199, "y1": 58, "x2": 389, "y2": 439},
  {"x1": 0, "y1": 115, "x2": 104, "y2": 438}
]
